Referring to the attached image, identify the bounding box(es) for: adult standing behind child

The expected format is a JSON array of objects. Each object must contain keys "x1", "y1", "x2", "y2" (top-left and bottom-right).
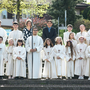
[{"x1": 42, "y1": 20, "x2": 57, "y2": 45}]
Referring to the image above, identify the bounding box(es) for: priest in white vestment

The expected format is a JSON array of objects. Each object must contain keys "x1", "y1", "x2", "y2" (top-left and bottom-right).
[
  {"x1": 76, "y1": 24, "x2": 88, "y2": 44},
  {"x1": 9, "y1": 21, "x2": 23, "y2": 46},
  {"x1": 63, "y1": 24, "x2": 75, "y2": 45},
  {"x1": 13, "y1": 39, "x2": 26, "y2": 78},
  {"x1": 0, "y1": 20, "x2": 7, "y2": 44},
  {"x1": 26, "y1": 26, "x2": 43, "y2": 79},
  {"x1": 75, "y1": 36, "x2": 87, "y2": 79}
]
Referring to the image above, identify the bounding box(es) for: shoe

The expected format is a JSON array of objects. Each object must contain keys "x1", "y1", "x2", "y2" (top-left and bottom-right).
[
  {"x1": 88, "y1": 77, "x2": 90, "y2": 80},
  {"x1": 78, "y1": 76, "x2": 81, "y2": 79},
  {"x1": 70, "y1": 77, "x2": 72, "y2": 79},
  {"x1": 8, "y1": 76, "x2": 11, "y2": 79},
  {"x1": 81, "y1": 76, "x2": 84, "y2": 79}
]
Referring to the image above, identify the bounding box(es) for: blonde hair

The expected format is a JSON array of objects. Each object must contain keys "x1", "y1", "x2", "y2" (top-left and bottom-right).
[{"x1": 55, "y1": 37, "x2": 63, "y2": 45}]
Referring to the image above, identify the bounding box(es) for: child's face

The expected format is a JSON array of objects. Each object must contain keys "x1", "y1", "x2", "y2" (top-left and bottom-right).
[
  {"x1": 67, "y1": 42, "x2": 71, "y2": 47},
  {"x1": 67, "y1": 27, "x2": 72, "y2": 32},
  {"x1": 70, "y1": 33, "x2": 74, "y2": 39},
  {"x1": 18, "y1": 42, "x2": 22, "y2": 46},
  {"x1": 57, "y1": 38, "x2": 61, "y2": 44},
  {"x1": 9, "y1": 40, "x2": 14, "y2": 45},
  {"x1": 79, "y1": 38, "x2": 84, "y2": 43},
  {"x1": 0, "y1": 38, "x2": 3, "y2": 43},
  {"x1": 13, "y1": 24, "x2": 18, "y2": 30},
  {"x1": 46, "y1": 40, "x2": 50, "y2": 45}
]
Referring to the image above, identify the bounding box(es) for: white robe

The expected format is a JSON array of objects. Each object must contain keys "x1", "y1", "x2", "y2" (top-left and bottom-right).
[
  {"x1": 86, "y1": 30, "x2": 90, "y2": 45},
  {"x1": 70, "y1": 39, "x2": 77, "y2": 54},
  {"x1": 6, "y1": 46, "x2": 14, "y2": 76},
  {"x1": 43, "y1": 46, "x2": 57, "y2": 78},
  {"x1": 26, "y1": 35, "x2": 43, "y2": 79},
  {"x1": 0, "y1": 43, "x2": 6, "y2": 76},
  {"x1": 85, "y1": 46, "x2": 90, "y2": 76},
  {"x1": 65, "y1": 47, "x2": 75, "y2": 77},
  {"x1": 9, "y1": 30, "x2": 23, "y2": 46},
  {"x1": 75, "y1": 31, "x2": 88, "y2": 44},
  {"x1": 75, "y1": 43, "x2": 87, "y2": 76},
  {"x1": 63, "y1": 31, "x2": 75, "y2": 45},
  {"x1": 13, "y1": 46, "x2": 26, "y2": 78},
  {"x1": 0, "y1": 27, "x2": 7, "y2": 44},
  {"x1": 53, "y1": 44, "x2": 66, "y2": 76}
]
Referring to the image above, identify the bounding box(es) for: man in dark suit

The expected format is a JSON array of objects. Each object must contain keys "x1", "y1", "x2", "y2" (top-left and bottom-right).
[{"x1": 42, "y1": 20, "x2": 57, "y2": 45}]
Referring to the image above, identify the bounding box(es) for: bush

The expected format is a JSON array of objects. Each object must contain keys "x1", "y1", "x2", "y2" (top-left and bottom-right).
[
  {"x1": 74, "y1": 18, "x2": 90, "y2": 32},
  {"x1": 19, "y1": 17, "x2": 47, "y2": 31}
]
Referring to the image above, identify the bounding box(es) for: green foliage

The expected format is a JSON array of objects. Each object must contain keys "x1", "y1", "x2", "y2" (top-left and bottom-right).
[
  {"x1": 74, "y1": 18, "x2": 90, "y2": 32},
  {"x1": 37, "y1": 30, "x2": 43, "y2": 37},
  {"x1": 47, "y1": 0, "x2": 85, "y2": 25},
  {"x1": 83, "y1": 6, "x2": 90, "y2": 20},
  {"x1": 0, "y1": 0, "x2": 49, "y2": 22}
]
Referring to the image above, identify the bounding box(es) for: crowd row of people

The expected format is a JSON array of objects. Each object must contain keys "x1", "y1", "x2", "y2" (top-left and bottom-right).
[{"x1": 0, "y1": 19, "x2": 90, "y2": 80}]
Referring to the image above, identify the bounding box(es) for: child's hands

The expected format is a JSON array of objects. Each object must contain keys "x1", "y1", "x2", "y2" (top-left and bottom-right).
[
  {"x1": 46, "y1": 59, "x2": 49, "y2": 62},
  {"x1": 57, "y1": 56, "x2": 61, "y2": 59},
  {"x1": 78, "y1": 57, "x2": 83, "y2": 60}
]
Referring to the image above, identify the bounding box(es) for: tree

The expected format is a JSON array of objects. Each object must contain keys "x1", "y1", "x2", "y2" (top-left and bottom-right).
[
  {"x1": 0, "y1": 0, "x2": 49, "y2": 23},
  {"x1": 47, "y1": 0, "x2": 85, "y2": 25},
  {"x1": 83, "y1": 6, "x2": 90, "y2": 20}
]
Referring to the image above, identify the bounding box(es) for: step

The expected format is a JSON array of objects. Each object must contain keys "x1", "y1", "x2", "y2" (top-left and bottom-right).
[{"x1": 0, "y1": 79, "x2": 90, "y2": 85}]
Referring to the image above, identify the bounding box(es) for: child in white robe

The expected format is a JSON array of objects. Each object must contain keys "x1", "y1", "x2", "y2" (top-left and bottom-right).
[
  {"x1": 85, "y1": 40, "x2": 90, "y2": 80},
  {"x1": 63, "y1": 24, "x2": 75, "y2": 45},
  {"x1": 13, "y1": 39, "x2": 26, "y2": 79},
  {"x1": 0, "y1": 36, "x2": 6, "y2": 79},
  {"x1": 53, "y1": 37, "x2": 66, "y2": 78},
  {"x1": 76, "y1": 24, "x2": 87, "y2": 44},
  {"x1": 65, "y1": 40, "x2": 75, "y2": 79},
  {"x1": 69, "y1": 32, "x2": 77, "y2": 52},
  {"x1": 6, "y1": 38, "x2": 14, "y2": 79},
  {"x1": 75, "y1": 36, "x2": 87, "y2": 79},
  {"x1": 43, "y1": 38, "x2": 57, "y2": 79}
]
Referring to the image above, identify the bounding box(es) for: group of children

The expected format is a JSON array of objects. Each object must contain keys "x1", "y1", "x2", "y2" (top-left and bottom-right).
[{"x1": 1, "y1": 20, "x2": 90, "y2": 80}]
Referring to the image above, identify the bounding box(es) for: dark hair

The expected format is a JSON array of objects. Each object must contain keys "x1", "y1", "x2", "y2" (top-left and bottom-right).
[
  {"x1": 44, "y1": 38, "x2": 53, "y2": 48},
  {"x1": 69, "y1": 33, "x2": 75, "y2": 40},
  {"x1": 47, "y1": 20, "x2": 53, "y2": 23},
  {"x1": 66, "y1": 40, "x2": 73, "y2": 58},
  {"x1": 67, "y1": 24, "x2": 73, "y2": 28},
  {"x1": 0, "y1": 36, "x2": 3, "y2": 40},
  {"x1": 33, "y1": 26, "x2": 38, "y2": 31},
  {"x1": 17, "y1": 40, "x2": 24, "y2": 47}
]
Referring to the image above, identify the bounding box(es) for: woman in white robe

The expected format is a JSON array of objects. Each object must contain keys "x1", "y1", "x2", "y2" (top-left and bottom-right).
[
  {"x1": 65, "y1": 40, "x2": 75, "y2": 79},
  {"x1": 43, "y1": 38, "x2": 57, "y2": 79},
  {"x1": 53, "y1": 37, "x2": 66, "y2": 78},
  {"x1": 6, "y1": 38, "x2": 14, "y2": 79},
  {"x1": 85, "y1": 42, "x2": 90, "y2": 80},
  {"x1": 75, "y1": 36, "x2": 87, "y2": 79},
  {"x1": 13, "y1": 39, "x2": 26, "y2": 78},
  {"x1": 26, "y1": 27, "x2": 43, "y2": 79},
  {"x1": 0, "y1": 36, "x2": 6, "y2": 79}
]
